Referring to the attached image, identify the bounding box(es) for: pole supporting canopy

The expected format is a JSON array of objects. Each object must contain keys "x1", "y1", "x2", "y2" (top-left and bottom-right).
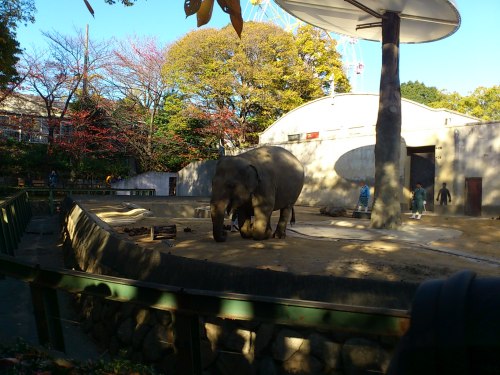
[{"x1": 274, "y1": 0, "x2": 461, "y2": 43}]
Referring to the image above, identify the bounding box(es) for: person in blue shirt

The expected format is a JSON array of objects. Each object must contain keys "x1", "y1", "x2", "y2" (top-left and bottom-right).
[
  {"x1": 48, "y1": 170, "x2": 58, "y2": 188},
  {"x1": 411, "y1": 182, "x2": 426, "y2": 219},
  {"x1": 357, "y1": 181, "x2": 370, "y2": 212}
]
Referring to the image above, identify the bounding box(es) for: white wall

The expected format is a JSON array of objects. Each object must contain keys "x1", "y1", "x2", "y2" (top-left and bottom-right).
[
  {"x1": 177, "y1": 94, "x2": 500, "y2": 215},
  {"x1": 111, "y1": 171, "x2": 177, "y2": 196}
]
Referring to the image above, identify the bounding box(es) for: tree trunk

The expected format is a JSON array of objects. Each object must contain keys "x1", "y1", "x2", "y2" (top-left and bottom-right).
[{"x1": 371, "y1": 12, "x2": 402, "y2": 229}]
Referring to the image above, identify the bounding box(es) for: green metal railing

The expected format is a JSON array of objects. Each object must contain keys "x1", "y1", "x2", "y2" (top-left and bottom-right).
[
  {"x1": 0, "y1": 190, "x2": 32, "y2": 255},
  {"x1": 0, "y1": 253, "x2": 410, "y2": 374},
  {"x1": 24, "y1": 187, "x2": 156, "y2": 214}
]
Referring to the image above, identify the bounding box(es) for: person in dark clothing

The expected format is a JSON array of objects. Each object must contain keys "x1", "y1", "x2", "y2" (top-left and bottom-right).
[
  {"x1": 436, "y1": 182, "x2": 452, "y2": 206},
  {"x1": 48, "y1": 170, "x2": 58, "y2": 188},
  {"x1": 411, "y1": 182, "x2": 426, "y2": 220}
]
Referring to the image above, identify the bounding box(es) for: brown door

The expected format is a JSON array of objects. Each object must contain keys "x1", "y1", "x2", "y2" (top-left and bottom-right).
[{"x1": 465, "y1": 178, "x2": 482, "y2": 216}]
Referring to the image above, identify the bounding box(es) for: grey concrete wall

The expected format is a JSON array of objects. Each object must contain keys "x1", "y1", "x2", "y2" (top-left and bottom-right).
[
  {"x1": 111, "y1": 171, "x2": 177, "y2": 196},
  {"x1": 431, "y1": 122, "x2": 500, "y2": 216},
  {"x1": 176, "y1": 160, "x2": 217, "y2": 197},
  {"x1": 61, "y1": 196, "x2": 418, "y2": 374},
  {"x1": 62, "y1": 197, "x2": 417, "y2": 307}
]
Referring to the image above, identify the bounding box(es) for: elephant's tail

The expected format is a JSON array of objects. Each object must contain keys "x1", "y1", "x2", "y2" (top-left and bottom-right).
[{"x1": 290, "y1": 206, "x2": 295, "y2": 226}]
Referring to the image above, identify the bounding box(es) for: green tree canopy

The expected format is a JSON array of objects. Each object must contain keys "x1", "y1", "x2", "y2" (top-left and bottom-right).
[
  {"x1": 0, "y1": 0, "x2": 35, "y2": 89},
  {"x1": 0, "y1": 20, "x2": 22, "y2": 89},
  {"x1": 294, "y1": 24, "x2": 351, "y2": 94},
  {"x1": 402, "y1": 80, "x2": 500, "y2": 121},
  {"x1": 401, "y1": 80, "x2": 444, "y2": 106},
  {"x1": 162, "y1": 22, "x2": 348, "y2": 146}
]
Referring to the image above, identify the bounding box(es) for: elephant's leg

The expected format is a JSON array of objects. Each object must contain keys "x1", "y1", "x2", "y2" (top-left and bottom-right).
[
  {"x1": 273, "y1": 205, "x2": 292, "y2": 238},
  {"x1": 238, "y1": 204, "x2": 253, "y2": 239},
  {"x1": 252, "y1": 196, "x2": 273, "y2": 240}
]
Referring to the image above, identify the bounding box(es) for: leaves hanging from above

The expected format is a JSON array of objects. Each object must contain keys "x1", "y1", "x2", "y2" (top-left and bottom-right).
[
  {"x1": 184, "y1": 0, "x2": 202, "y2": 17},
  {"x1": 184, "y1": 0, "x2": 243, "y2": 37},
  {"x1": 83, "y1": 0, "x2": 95, "y2": 17},
  {"x1": 196, "y1": 0, "x2": 215, "y2": 28},
  {"x1": 216, "y1": 0, "x2": 243, "y2": 36}
]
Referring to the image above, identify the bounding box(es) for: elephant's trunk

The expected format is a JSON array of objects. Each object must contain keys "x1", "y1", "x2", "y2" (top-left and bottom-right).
[{"x1": 211, "y1": 199, "x2": 228, "y2": 242}]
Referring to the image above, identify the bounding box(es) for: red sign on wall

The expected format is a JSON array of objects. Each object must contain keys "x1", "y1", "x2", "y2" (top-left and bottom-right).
[{"x1": 306, "y1": 132, "x2": 319, "y2": 139}]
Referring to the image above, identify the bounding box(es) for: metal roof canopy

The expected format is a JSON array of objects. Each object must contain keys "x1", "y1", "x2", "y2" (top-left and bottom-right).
[{"x1": 274, "y1": 0, "x2": 461, "y2": 43}]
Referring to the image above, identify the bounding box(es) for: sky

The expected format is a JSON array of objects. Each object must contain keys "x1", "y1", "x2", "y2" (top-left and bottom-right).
[{"x1": 16, "y1": 0, "x2": 500, "y2": 96}]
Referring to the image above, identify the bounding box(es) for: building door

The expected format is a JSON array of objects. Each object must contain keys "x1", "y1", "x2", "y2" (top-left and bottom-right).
[
  {"x1": 465, "y1": 178, "x2": 482, "y2": 216},
  {"x1": 408, "y1": 146, "x2": 435, "y2": 211},
  {"x1": 169, "y1": 177, "x2": 177, "y2": 196}
]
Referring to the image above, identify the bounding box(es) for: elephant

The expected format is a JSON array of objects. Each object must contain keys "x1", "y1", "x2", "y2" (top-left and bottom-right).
[{"x1": 210, "y1": 146, "x2": 304, "y2": 242}]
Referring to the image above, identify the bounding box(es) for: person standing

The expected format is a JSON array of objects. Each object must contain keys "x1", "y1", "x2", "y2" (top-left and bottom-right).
[
  {"x1": 436, "y1": 182, "x2": 452, "y2": 206},
  {"x1": 411, "y1": 182, "x2": 426, "y2": 219},
  {"x1": 48, "y1": 170, "x2": 58, "y2": 188},
  {"x1": 357, "y1": 181, "x2": 370, "y2": 212}
]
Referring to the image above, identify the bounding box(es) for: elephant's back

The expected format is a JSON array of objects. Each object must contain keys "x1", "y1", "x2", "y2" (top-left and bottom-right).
[{"x1": 244, "y1": 146, "x2": 304, "y2": 205}]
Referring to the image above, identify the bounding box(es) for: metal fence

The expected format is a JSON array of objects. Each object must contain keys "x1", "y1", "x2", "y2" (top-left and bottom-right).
[
  {"x1": 0, "y1": 190, "x2": 32, "y2": 255},
  {"x1": 26, "y1": 187, "x2": 156, "y2": 214},
  {"x1": 0, "y1": 190, "x2": 410, "y2": 374}
]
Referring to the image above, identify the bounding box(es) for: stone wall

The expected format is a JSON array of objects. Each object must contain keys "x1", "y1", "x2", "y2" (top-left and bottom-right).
[
  {"x1": 76, "y1": 294, "x2": 399, "y2": 374},
  {"x1": 62, "y1": 197, "x2": 416, "y2": 374}
]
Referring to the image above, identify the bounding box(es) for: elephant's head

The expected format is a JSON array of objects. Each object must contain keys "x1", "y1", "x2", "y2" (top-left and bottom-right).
[{"x1": 210, "y1": 156, "x2": 259, "y2": 242}]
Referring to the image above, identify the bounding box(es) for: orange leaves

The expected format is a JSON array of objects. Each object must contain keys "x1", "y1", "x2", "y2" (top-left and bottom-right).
[
  {"x1": 184, "y1": 0, "x2": 202, "y2": 16},
  {"x1": 196, "y1": 0, "x2": 215, "y2": 28},
  {"x1": 216, "y1": 0, "x2": 243, "y2": 37},
  {"x1": 184, "y1": 0, "x2": 243, "y2": 37}
]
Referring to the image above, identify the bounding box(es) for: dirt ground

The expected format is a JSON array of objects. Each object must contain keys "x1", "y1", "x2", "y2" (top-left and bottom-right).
[{"x1": 87, "y1": 201, "x2": 500, "y2": 284}]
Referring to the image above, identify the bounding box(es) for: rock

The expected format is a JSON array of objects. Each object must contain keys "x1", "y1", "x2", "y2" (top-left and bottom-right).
[
  {"x1": 132, "y1": 323, "x2": 151, "y2": 349},
  {"x1": 205, "y1": 322, "x2": 223, "y2": 352},
  {"x1": 320, "y1": 206, "x2": 348, "y2": 217},
  {"x1": 155, "y1": 310, "x2": 173, "y2": 326},
  {"x1": 272, "y1": 328, "x2": 304, "y2": 362},
  {"x1": 142, "y1": 324, "x2": 173, "y2": 362},
  {"x1": 116, "y1": 317, "x2": 134, "y2": 345},
  {"x1": 255, "y1": 323, "x2": 275, "y2": 356},
  {"x1": 257, "y1": 357, "x2": 278, "y2": 375},
  {"x1": 134, "y1": 308, "x2": 151, "y2": 325},
  {"x1": 308, "y1": 332, "x2": 342, "y2": 371},
  {"x1": 342, "y1": 337, "x2": 391, "y2": 375},
  {"x1": 282, "y1": 350, "x2": 323, "y2": 375},
  {"x1": 200, "y1": 338, "x2": 217, "y2": 369},
  {"x1": 195, "y1": 206, "x2": 211, "y2": 218},
  {"x1": 215, "y1": 351, "x2": 256, "y2": 375}
]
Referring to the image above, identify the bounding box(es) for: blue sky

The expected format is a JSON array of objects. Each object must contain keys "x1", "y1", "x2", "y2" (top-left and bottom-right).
[{"x1": 17, "y1": 0, "x2": 500, "y2": 95}]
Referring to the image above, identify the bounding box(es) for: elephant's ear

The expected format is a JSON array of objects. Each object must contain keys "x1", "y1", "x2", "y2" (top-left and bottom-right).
[{"x1": 246, "y1": 164, "x2": 260, "y2": 192}]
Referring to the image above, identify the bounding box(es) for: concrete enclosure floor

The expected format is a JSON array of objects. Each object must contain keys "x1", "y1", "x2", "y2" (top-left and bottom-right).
[{"x1": 79, "y1": 197, "x2": 500, "y2": 284}]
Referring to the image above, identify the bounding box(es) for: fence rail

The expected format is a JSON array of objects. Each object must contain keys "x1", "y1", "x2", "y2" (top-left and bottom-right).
[
  {"x1": 0, "y1": 190, "x2": 32, "y2": 255},
  {"x1": 25, "y1": 187, "x2": 156, "y2": 214},
  {"x1": 0, "y1": 253, "x2": 410, "y2": 374},
  {"x1": 0, "y1": 190, "x2": 411, "y2": 374}
]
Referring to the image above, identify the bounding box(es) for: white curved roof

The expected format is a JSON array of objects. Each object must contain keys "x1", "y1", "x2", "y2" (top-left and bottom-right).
[
  {"x1": 259, "y1": 93, "x2": 479, "y2": 144},
  {"x1": 274, "y1": 0, "x2": 461, "y2": 43}
]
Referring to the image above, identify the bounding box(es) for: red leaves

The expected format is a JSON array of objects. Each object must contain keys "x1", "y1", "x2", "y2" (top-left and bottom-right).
[
  {"x1": 195, "y1": 107, "x2": 242, "y2": 142},
  {"x1": 54, "y1": 108, "x2": 123, "y2": 159}
]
